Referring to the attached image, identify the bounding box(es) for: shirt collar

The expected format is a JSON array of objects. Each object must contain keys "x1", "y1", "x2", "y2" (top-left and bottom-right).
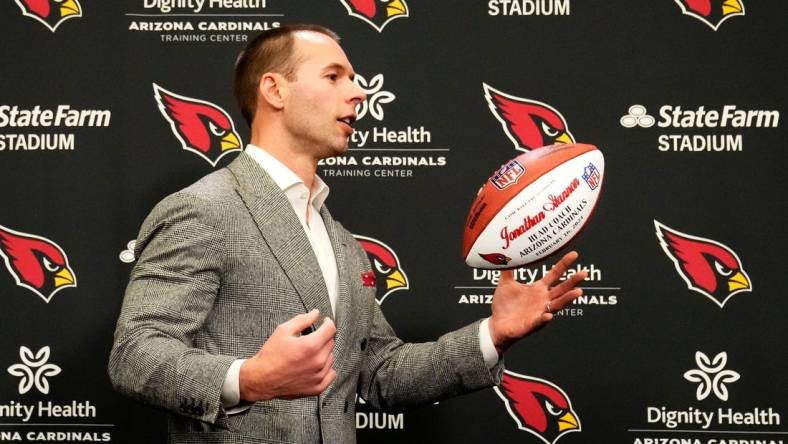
[{"x1": 244, "y1": 144, "x2": 330, "y2": 211}]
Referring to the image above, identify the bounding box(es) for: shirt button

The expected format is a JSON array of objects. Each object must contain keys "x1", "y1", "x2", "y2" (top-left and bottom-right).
[{"x1": 300, "y1": 192, "x2": 307, "y2": 200}]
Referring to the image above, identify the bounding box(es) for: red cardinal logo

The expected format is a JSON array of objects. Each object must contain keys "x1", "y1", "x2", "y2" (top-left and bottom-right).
[
  {"x1": 0, "y1": 225, "x2": 76, "y2": 303},
  {"x1": 339, "y1": 0, "x2": 409, "y2": 32},
  {"x1": 479, "y1": 252, "x2": 512, "y2": 266},
  {"x1": 655, "y1": 220, "x2": 751, "y2": 307},
  {"x1": 483, "y1": 83, "x2": 575, "y2": 152},
  {"x1": 153, "y1": 83, "x2": 242, "y2": 167},
  {"x1": 495, "y1": 371, "x2": 581, "y2": 444},
  {"x1": 674, "y1": 0, "x2": 745, "y2": 30},
  {"x1": 354, "y1": 235, "x2": 409, "y2": 304},
  {"x1": 14, "y1": 0, "x2": 82, "y2": 32}
]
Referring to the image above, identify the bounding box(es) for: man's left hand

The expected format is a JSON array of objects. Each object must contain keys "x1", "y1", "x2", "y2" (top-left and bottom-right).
[{"x1": 488, "y1": 251, "x2": 587, "y2": 354}]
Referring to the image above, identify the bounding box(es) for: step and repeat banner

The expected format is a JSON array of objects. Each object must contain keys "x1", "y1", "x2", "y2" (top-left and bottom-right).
[{"x1": 1, "y1": 1, "x2": 786, "y2": 443}]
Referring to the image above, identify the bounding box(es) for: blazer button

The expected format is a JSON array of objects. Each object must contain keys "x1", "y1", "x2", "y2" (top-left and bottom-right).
[
  {"x1": 344, "y1": 400, "x2": 349, "y2": 413},
  {"x1": 360, "y1": 338, "x2": 368, "y2": 351}
]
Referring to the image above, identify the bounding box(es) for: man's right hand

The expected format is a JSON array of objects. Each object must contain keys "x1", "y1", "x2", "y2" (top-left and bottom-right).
[{"x1": 239, "y1": 309, "x2": 336, "y2": 402}]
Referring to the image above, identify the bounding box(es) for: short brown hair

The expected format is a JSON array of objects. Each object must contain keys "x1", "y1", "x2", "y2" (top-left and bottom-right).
[{"x1": 234, "y1": 24, "x2": 340, "y2": 126}]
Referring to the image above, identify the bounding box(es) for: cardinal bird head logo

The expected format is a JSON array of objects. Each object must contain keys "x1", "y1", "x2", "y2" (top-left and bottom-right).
[
  {"x1": 495, "y1": 371, "x2": 581, "y2": 444},
  {"x1": 354, "y1": 235, "x2": 409, "y2": 304},
  {"x1": 153, "y1": 83, "x2": 242, "y2": 167},
  {"x1": 655, "y1": 220, "x2": 751, "y2": 308},
  {"x1": 483, "y1": 83, "x2": 575, "y2": 152},
  {"x1": 479, "y1": 252, "x2": 512, "y2": 266},
  {"x1": 339, "y1": 0, "x2": 409, "y2": 32},
  {"x1": 0, "y1": 225, "x2": 76, "y2": 303},
  {"x1": 14, "y1": 0, "x2": 82, "y2": 32},
  {"x1": 674, "y1": 0, "x2": 745, "y2": 30}
]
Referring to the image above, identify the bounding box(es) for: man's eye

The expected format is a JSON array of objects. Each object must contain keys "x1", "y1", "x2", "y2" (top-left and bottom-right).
[{"x1": 327, "y1": 74, "x2": 338, "y2": 81}]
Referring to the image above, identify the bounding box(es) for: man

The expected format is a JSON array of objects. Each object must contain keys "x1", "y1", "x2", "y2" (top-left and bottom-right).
[{"x1": 108, "y1": 24, "x2": 586, "y2": 443}]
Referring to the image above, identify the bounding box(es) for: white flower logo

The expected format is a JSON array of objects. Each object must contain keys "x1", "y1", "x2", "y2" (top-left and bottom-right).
[
  {"x1": 7, "y1": 346, "x2": 62, "y2": 394},
  {"x1": 354, "y1": 74, "x2": 395, "y2": 121},
  {"x1": 683, "y1": 351, "x2": 740, "y2": 401}
]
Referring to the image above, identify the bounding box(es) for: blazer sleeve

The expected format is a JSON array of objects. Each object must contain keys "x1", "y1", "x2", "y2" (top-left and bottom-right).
[
  {"x1": 356, "y1": 283, "x2": 504, "y2": 411},
  {"x1": 108, "y1": 192, "x2": 236, "y2": 424}
]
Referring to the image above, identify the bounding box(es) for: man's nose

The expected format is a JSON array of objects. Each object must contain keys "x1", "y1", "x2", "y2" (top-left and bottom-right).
[{"x1": 349, "y1": 82, "x2": 366, "y2": 105}]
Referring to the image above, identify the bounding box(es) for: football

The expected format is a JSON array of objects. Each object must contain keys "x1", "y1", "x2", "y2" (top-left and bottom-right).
[{"x1": 463, "y1": 143, "x2": 604, "y2": 269}]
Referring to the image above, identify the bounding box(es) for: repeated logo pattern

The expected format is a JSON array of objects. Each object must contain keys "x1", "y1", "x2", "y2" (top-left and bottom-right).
[
  {"x1": 655, "y1": 220, "x2": 751, "y2": 308},
  {"x1": 683, "y1": 351, "x2": 740, "y2": 401},
  {"x1": 353, "y1": 74, "x2": 396, "y2": 122},
  {"x1": 620, "y1": 104, "x2": 655, "y2": 128},
  {"x1": 7, "y1": 346, "x2": 62, "y2": 395},
  {"x1": 483, "y1": 83, "x2": 575, "y2": 152},
  {"x1": 673, "y1": 0, "x2": 745, "y2": 31},
  {"x1": 353, "y1": 235, "x2": 409, "y2": 304},
  {"x1": 494, "y1": 371, "x2": 581, "y2": 444},
  {"x1": 14, "y1": 0, "x2": 82, "y2": 32},
  {"x1": 339, "y1": 0, "x2": 409, "y2": 32},
  {"x1": 0, "y1": 225, "x2": 76, "y2": 303},
  {"x1": 153, "y1": 83, "x2": 242, "y2": 167}
]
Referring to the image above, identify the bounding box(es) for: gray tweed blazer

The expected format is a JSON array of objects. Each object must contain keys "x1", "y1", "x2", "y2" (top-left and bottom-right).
[{"x1": 108, "y1": 152, "x2": 502, "y2": 443}]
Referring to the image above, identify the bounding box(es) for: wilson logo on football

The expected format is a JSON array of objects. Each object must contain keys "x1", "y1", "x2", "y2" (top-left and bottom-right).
[
  {"x1": 354, "y1": 235, "x2": 409, "y2": 304},
  {"x1": 494, "y1": 371, "x2": 581, "y2": 444},
  {"x1": 655, "y1": 220, "x2": 751, "y2": 307},
  {"x1": 0, "y1": 225, "x2": 76, "y2": 303},
  {"x1": 483, "y1": 83, "x2": 575, "y2": 152},
  {"x1": 673, "y1": 0, "x2": 745, "y2": 31},
  {"x1": 14, "y1": 0, "x2": 82, "y2": 32},
  {"x1": 153, "y1": 83, "x2": 242, "y2": 167},
  {"x1": 490, "y1": 160, "x2": 526, "y2": 190},
  {"x1": 339, "y1": 0, "x2": 408, "y2": 32}
]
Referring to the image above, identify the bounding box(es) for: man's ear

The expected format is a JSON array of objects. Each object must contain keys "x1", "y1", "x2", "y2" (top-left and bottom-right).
[{"x1": 259, "y1": 72, "x2": 287, "y2": 110}]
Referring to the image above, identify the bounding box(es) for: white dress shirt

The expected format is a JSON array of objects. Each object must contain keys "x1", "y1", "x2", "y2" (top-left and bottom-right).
[{"x1": 220, "y1": 145, "x2": 498, "y2": 410}]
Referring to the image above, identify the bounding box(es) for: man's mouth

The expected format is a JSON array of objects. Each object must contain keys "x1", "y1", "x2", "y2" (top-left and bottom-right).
[
  {"x1": 338, "y1": 116, "x2": 356, "y2": 128},
  {"x1": 338, "y1": 115, "x2": 356, "y2": 132}
]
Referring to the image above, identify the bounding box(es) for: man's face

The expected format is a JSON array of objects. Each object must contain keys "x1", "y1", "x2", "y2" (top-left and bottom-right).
[{"x1": 281, "y1": 32, "x2": 366, "y2": 159}]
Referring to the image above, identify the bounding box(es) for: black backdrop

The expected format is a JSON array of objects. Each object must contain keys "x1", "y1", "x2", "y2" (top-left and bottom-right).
[{"x1": 1, "y1": 1, "x2": 786, "y2": 443}]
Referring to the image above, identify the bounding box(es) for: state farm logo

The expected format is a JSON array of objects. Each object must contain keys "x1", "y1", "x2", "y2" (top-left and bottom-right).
[
  {"x1": 494, "y1": 371, "x2": 581, "y2": 444},
  {"x1": 483, "y1": 83, "x2": 575, "y2": 152},
  {"x1": 353, "y1": 74, "x2": 395, "y2": 121},
  {"x1": 153, "y1": 83, "x2": 242, "y2": 167},
  {"x1": 655, "y1": 220, "x2": 751, "y2": 308},
  {"x1": 119, "y1": 240, "x2": 136, "y2": 263},
  {"x1": 0, "y1": 104, "x2": 111, "y2": 153},
  {"x1": 7, "y1": 346, "x2": 61, "y2": 395},
  {"x1": 673, "y1": 0, "x2": 744, "y2": 31},
  {"x1": 0, "y1": 225, "x2": 76, "y2": 303},
  {"x1": 354, "y1": 235, "x2": 409, "y2": 304},
  {"x1": 621, "y1": 104, "x2": 779, "y2": 152},
  {"x1": 14, "y1": 0, "x2": 82, "y2": 32},
  {"x1": 318, "y1": 72, "x2": 446, "y2": 179},
  {"x1": 488, "y1": 0, "x2": 570, "y2": 17},
  {"x1": 339, "y1": 0, "x2": 409, "y2": 32},
  {"x1": 620, "y1": 105, "x2": 655, "y2": 128}
]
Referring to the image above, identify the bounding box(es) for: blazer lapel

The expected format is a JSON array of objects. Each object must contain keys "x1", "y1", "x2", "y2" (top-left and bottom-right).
[
  {"x1": 320, "y1": 206, "x2": 352, "y2": 344},
  {"x1": 227, "y1": 152, "x2": 333, "y2": 320}
]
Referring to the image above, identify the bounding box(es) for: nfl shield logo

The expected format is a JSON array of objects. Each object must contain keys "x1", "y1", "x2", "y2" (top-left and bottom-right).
[
  {"x1": 491, "y1": 160, "x2": 525, "y2": 190},
  {"x1": 582, "y1": 163, "x2": 601, "y2": 190}
]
